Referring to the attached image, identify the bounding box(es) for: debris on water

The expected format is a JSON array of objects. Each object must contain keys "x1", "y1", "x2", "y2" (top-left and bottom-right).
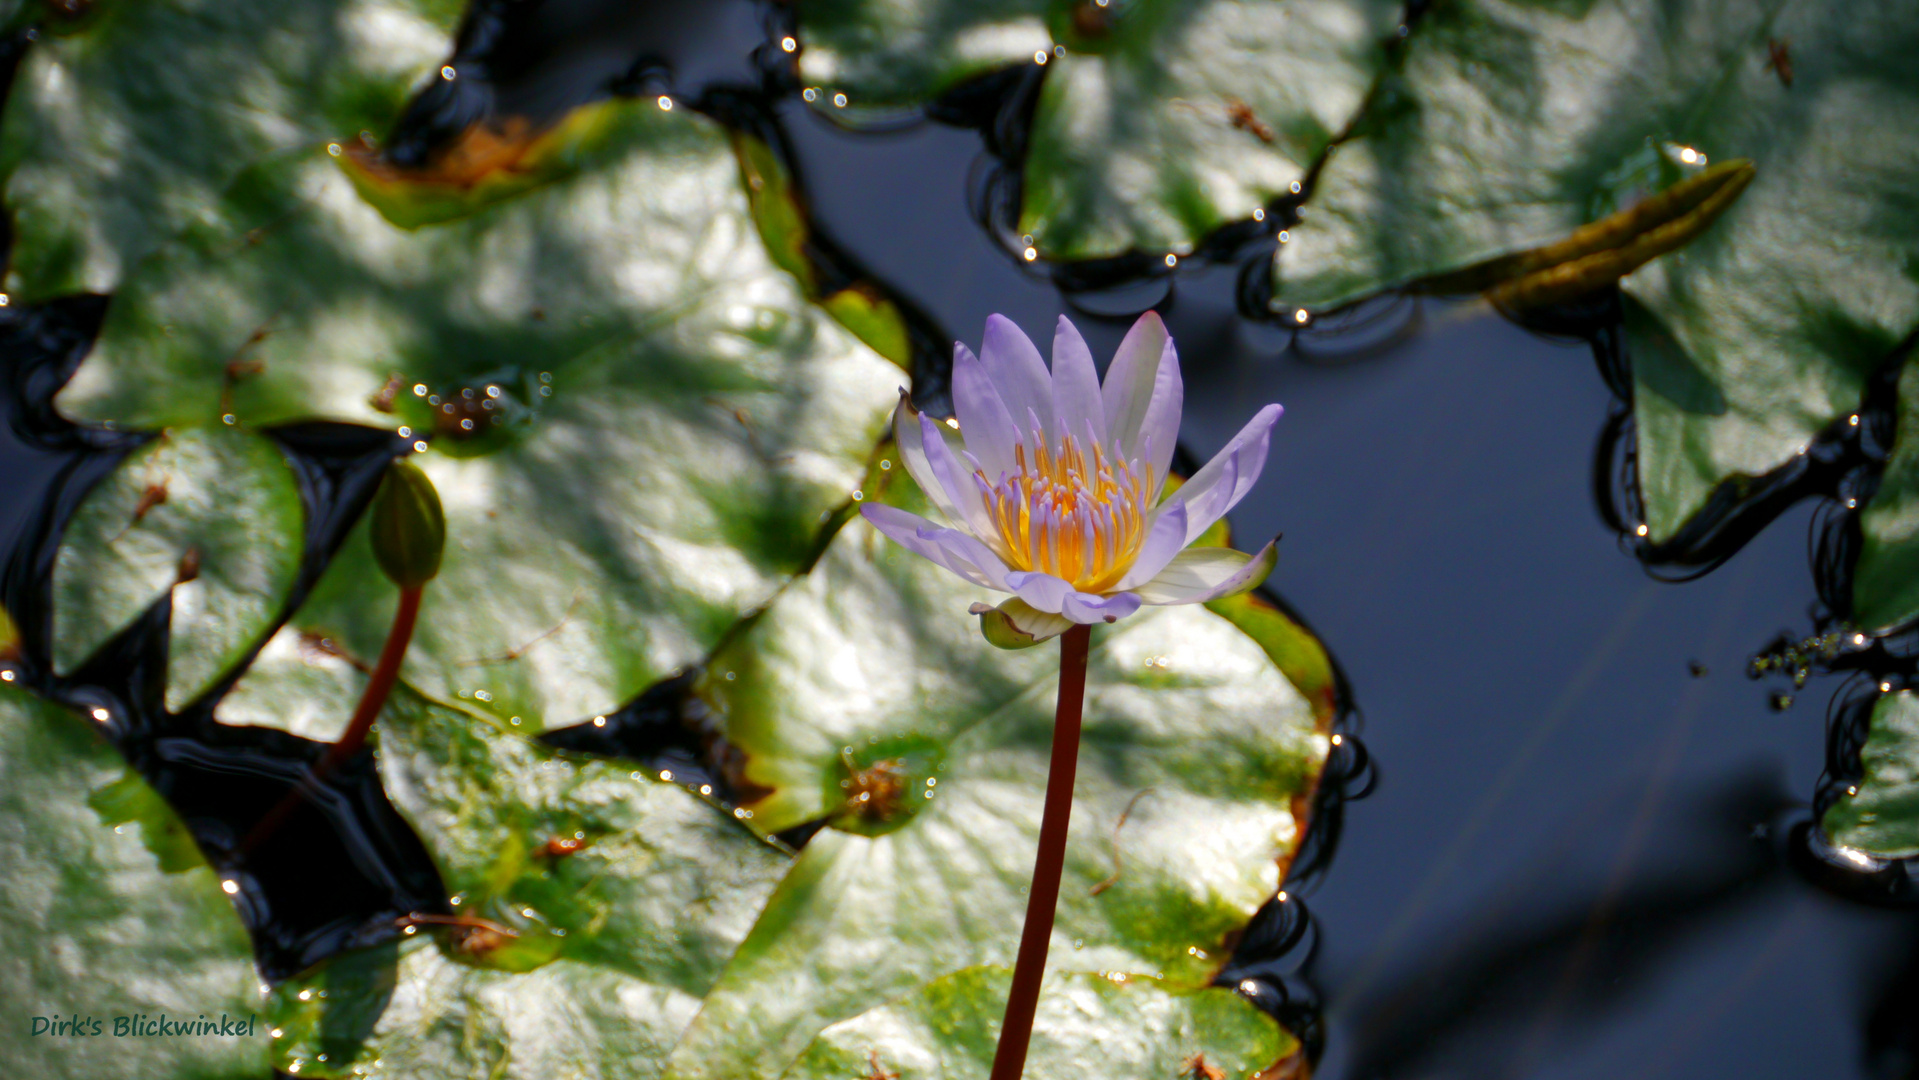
[
  {"x1": 1687, "y1": 660, "x2": 1708, "y2": 677},
  {"x1": 1768, "y1": 691, "x2": 1793, "y2": 712}
]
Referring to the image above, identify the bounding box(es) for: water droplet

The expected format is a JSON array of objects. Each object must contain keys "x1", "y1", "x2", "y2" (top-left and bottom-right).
[
  {"x1": 781, "y1": 36, "x2": 797, "y2": 52},
  {"x1": 441, "y1": 65, "x2": 456, "y2": 80},
  {"x1": 1635, "y1": 523, "x2": 1649, "y2": 537},
  {"x1": 221, "y1": 879, "x2": 240, "y2": 895},
  {"x1": 90, "y1": 707, "x2": 109, "y2": 722},
  {"x1": 1163, "y1": 253, "x2": 1177, "y2": 267},
  {"x1": 658, "y1": 95, "x2": 673, "y2": 111},
  {"x1": 1252, "y1": 208, "x2": 1265, "y2": 221},
  {"x1": 222, "y1": 413, "x2": 237, "y2": 425},
  {"x1": 832, "y1": 92, "x2": 848, "y2": 108},
  {"x1": 1289, "y1": 180, "x2": 1301, "y2": 194},
  {"x1": 592, "y1": 715, "x2": 606, "y2": 727},
  {"x1": 803, "y1": 88, "x2": 818, "y2": 102},
  {"x1": 327, "y1": 143, "x2": 342, "y2": 157},
  {"x1": 880, "y1": 460, "x2": 892, "y2": 470},
  {"x1": 660, "y1": 770, "x2": 674, "y2": 781},
  {"x1": 1023, "y1": 247, "x2": 1038, "y2": 262}
]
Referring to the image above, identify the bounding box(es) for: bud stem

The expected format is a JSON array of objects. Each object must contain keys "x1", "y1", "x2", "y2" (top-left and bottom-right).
[
  {"x1": 989, "y1": 621, "x2": 1091, "y2": 1080},
  {"x1": 240, "y1": 585, "x2": 423, "y2": 854}
]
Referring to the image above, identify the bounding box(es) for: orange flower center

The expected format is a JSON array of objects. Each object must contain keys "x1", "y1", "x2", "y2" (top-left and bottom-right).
[{"x1": 978, "y1": 434, "x2": 1154, "y2": 593}]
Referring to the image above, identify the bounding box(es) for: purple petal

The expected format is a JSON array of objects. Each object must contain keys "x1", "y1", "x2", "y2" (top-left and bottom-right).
[
  {"x1": 1163, "y1": 403, "x2": 1282, "y2": 545},
  {"x1": 981, "y1": 315, "x2": 1054, "y2": 446},
  {"x1": 1133, "y1": 540, "x2": 1278, "y2": 605},
  {"x1": 1134, "y1": 335, "x2": 1182, "y2": 495},
  {"x1": 1113, "y1": 501, "x2": 1189, "y2": 590},
  {"x1": 1062, "y1": 590, "x2": 1142, "y2": 624},
  {"x1": 1101, "y1": 311, "x2": 1175, "y2": 459},
  {"x1": 1050, "y1": 316, "x2": 1106, "y2": 448},
  {"x1": 1003, "y1": 570, "x2": 1075, "y2": 614},
  {"x1": 861, "y1": 504, "x2": 1006, "y2": 589},
  {"x1": 891, "y1": 394, "x2": 963, "y2": 526},
  {"x1": 951, "y1": 343, "x2": 1019, "y2": 481},
  {"x1": 917, "y1": 413, "x2": 994, "y2": 535}
]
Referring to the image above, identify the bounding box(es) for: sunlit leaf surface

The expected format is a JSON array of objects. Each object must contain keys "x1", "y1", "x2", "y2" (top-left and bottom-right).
[
  {"x1": 0, "y1": 686, "x2": 268, "y2": 1079},
  {"x1": 53, "y1": 427, "x2": 304, "y2": 711},
  {"x1": 267, "y1": 688, "x2": 790, "y2": 1078},
  {"x1": 782, "y1": 965, "x2": 1293, "y2": 1080},
  {"x1": 0, "y1": 0, "x2": 462, "y2": 300},
  {"x1": 797, "y1": 0, "x2": 1400, "y2": 259}
]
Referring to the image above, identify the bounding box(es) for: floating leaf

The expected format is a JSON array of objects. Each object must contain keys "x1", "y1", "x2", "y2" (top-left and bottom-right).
[
  {"x1": 1823, "y1": 690, "x2": 1919, "y2": 860},
  {"x1": 267, "y1": 687, "x2": 790, "y2": 1078},
  {"x1": 211, "y1": 626, "x2": 364, "y2": 742},
  {"x1": 80, "y1": 98, "x2": 903, "y2": 730},
  {"x1": 796, "y1": 0, "x2": 1400, "y2": 259},
  {"x1": 783, "y1": 965, "x2": 1294, "y2": 1080},
  {"x1": 0, "y1": 0, "x2": 462, "y2": 301},
  {"x1": 53, "y1": 426, "x2": 303, "y2": 711},
  {"x1": 0, "y1": 685, "x2": 268, "y2": 1079},
  {"x1": 1853, "y1": 362, "x2": 1919, "y2": 632},
  {"x1": 1274, "y1": 0, "x2": 1919, "y2": 542},
  {"x1": 658, "y1": 462, "x2": 1330, "y2": 1080}
]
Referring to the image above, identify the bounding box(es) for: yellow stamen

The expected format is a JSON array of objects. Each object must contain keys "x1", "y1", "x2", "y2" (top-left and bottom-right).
[{"x1": 978, "y1": 433, "x2": 1153, "y2": 593}]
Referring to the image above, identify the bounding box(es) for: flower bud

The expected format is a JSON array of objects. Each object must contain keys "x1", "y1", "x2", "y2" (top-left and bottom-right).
[{"x1": 371, "y1": 459, "x2": 445, "y2": 590}]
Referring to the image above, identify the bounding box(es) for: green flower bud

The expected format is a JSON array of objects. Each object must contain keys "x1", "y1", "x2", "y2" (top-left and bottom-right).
[{"x1": 370, "y1": 459, "x2": 445, "y2": 590}]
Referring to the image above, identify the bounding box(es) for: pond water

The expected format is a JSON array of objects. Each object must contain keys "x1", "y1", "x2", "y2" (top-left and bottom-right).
[{"x1": 4, "y1": 0, "x2": 1915, "y2": 1077}]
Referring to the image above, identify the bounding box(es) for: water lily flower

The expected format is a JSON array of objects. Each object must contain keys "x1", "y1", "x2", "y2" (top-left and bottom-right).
[{"x1": 861, "y1": 311, "x2": 1281, "y2": 647}]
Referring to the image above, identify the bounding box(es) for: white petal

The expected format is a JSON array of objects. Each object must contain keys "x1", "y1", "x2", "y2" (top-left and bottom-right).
[
  {"x1": 1004, "y1": 570, "x2": 1075, "y2": 614},
  {"x1": 1050, "y1": 316, "x2": 1106, "y2": 448},
  {"x1": 1133, "y1": 541, "x2": 1277, "y2": 605},
  {"x1": 861, "y1": 504, "x2": 1006, "y2": 590},
  {"x1": 1062, "y1": 591, "x2": 1142, "y2": 624},
  {"x1": 1113, "y1": 501, "x2": 1189, "y2": 590},
  {"x1": 951, "y1": 343, "x2": 1019, "y2": 481},
  {"x1": 1101, "y1": 311, "x2": 1174, "y2": 458},
  {"x1": 1163, "y1": 403, "x2": 1281, "y2": 545},
  {"x1": 981, "y1": 315, "x2": 1054, "y2": 446}
]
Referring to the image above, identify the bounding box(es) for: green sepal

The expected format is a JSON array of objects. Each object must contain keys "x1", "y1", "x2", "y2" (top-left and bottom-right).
[{"x1": 972, "y1": 597, "x2": 1072, "y2": 650}]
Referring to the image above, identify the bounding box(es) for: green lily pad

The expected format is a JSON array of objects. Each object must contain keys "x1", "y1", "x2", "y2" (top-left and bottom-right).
[
  {"x1": 1822, "y1": 690, "x2": 1919, "y2": 860},
  {"x1": 658, "y1": 461, "x2": 1331, "y2": 1080},
  {"x1": 783, "y1": 965, "x2": 1295, "y2": 1080},
  {"x1": 52, "y1": 426, "x2": 304, "y2": 711},
  {"x1": 91, "y1": 98, "x2": 899, "y2": 730},
  {"x1": 268, "y1": 687, "x2": 790, "y2": 1078},
  {"x1": 0, "y1": 0, "x2": 463, "y2": 301},
  {"x1": 796, "y1": 0, "x2": 1400, "y2": 260},
  {"x1": 1273, "y1": 0, "x2": 1919, "y2": 542},
  {"x1": 0, "y1": 685, "x2": 268, "y2": 1079},
  {"x1": 211, "y1": 625, "x2": 366, "y2": 742},
  {"x1": 1853, "y1": 362, "x2": 1919, "y2": 632}
]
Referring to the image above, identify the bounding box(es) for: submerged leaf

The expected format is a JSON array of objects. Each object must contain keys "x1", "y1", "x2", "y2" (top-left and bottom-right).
[
  {"x1": 0, "y1": 685, "x2": 268, "y2": 1079},
  {"x1": 53, "y1": 426, "x2": 304, "y2": 711}
]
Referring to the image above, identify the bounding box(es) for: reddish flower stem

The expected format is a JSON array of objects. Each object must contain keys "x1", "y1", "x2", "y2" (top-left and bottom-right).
[
  {"x1": 240, "y1": 586, "x2": 423, "y2": 855},
  {"x1": 989, "y1": 621, "x2": 1091, "y2": 1080}
]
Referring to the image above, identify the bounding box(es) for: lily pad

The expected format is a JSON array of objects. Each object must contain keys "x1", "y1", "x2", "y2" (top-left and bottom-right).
[
  {"x1": 93, "y1": 97, "x2": 900, "y2": 729},
  {"x1": 52, "y1": 426, "x2": 304, "y2": 711},
  {"x1": 783, "y1": 965, "x2": 1295, "y2": 1080},
  {"x1": 659, "y1": 462, "x2": 1331, "y2": 1080},
  {"x1": 1822, "y1": 690, "x2": 1919, "y2": 860},
  {"x1": 796, "y1": 0, "x2": 1400, "y2": 260},
  {"x1": 267, "y1": 687, "x2": 791, "y2": 1078},
  {"x1": 0, "y1": 0, "x2": 463, "y2": 301},
  {"x1": 1273, "y1": 0, "x2": 1919, "y2": 542},
  {"x1": 0, "y1": 685, "x2": 268, "y2": 1079},
  {"x1": 1852, "y1": 363, "x2": 1919, "y2": 633}
]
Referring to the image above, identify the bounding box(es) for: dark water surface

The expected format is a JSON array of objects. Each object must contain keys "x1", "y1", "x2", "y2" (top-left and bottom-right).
[{"x1": 5, "y1": 1, "x2": 1915, "y2": 1077}]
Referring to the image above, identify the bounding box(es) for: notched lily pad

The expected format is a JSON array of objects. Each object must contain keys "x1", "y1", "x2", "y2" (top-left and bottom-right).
[
  {"x1": 660, "y1": 467, "x2": 1330, "y2": 1080},
  {"x1": 0, "y1": 0, "x2": 463, "y2": 300},
  {"x1": 267, "y1": 687, "x2": 790, "y2": 1078},
  {"x1": 1823, "y1": 690, "x2": 1919, "y2": 860},
  {"x1": 0, "y1": 685, "x2": 268, "y2": 1080},
  {"x1": 53, "y1": 426, "x2": 304, "y2": 711},
  {"x1": 783, "y1": 965, "x2": 1295, "y2": 1080},
  {"x1": 796, "y1": 0, "x2": 1401, "y2": 260},
  {"x1": 1852, "y1": 361, "x2": 1919, "y2": 633}
]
